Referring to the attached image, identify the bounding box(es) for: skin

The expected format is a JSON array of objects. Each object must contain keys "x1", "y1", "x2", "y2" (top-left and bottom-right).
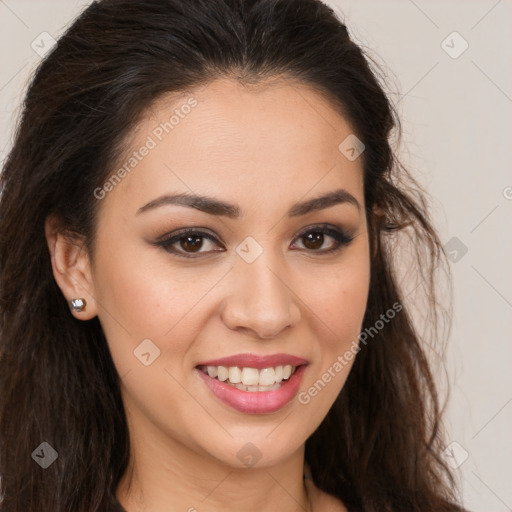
[{"x1": 46, "y1": 77, "x2": 371, "y2": 512}]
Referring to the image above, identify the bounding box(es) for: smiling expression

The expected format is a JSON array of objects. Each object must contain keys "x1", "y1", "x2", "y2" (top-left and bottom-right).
[{"x1": 85, "y1": 76, "x2": 371, "y2": 468}]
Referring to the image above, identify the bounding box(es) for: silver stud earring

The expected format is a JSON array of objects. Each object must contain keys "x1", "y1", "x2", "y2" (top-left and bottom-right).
[{"x1": 69, "y1": 298, "x2": 87, "y2": 312}]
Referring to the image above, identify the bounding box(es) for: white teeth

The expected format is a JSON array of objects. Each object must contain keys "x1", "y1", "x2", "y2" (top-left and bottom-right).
[
  {"x1": 217, "y1": 366, "x2": 228, "y2": 382},
  {"x1": 200, "y1": 363, "x2": 298, "y2": 389},
  {"x1": 228, "y1": 366, "x2": 242, "y2": 384},
  {"x1": 259, "y1": 367, "x2": 276, "y2": 386},
  {"x1": 233, "y1": 382, "x2": 282, "y2": 392},
  {"x1": 241, "y1": 367, "x2": 260, "y2": 386}
]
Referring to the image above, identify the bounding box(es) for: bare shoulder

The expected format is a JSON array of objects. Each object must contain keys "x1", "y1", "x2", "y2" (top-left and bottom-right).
[{"x1": 305, "y1": 478, "x2": 348, "y2": 512}]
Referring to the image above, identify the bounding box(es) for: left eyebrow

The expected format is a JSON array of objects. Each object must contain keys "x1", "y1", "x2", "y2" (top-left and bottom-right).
[{"x1": 136, "y1": 188, "x2": 360, "y2": 217}]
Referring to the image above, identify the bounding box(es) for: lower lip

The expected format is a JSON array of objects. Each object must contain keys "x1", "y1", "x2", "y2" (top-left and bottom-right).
[{"x1": 196, "y1": 365, "x2": 307, "y2": 414}]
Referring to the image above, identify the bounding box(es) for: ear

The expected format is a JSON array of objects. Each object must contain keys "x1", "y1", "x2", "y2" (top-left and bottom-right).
[{"x1": 45, "y1": 214, "x2": 98, "y2": 320}]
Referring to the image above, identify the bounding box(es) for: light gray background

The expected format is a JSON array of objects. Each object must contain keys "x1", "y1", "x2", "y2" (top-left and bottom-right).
[{"x1": 1, "y1": 1, "x2": 511, "y2": 511}]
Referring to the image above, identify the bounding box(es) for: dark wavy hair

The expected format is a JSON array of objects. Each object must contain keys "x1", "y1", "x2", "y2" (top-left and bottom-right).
[{"x1": 0, "y1": 0, "x2": 465, "y2": 511}]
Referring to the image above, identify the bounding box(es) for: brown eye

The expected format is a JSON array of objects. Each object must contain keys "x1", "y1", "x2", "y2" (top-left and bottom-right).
[
  {"x1": 155, "y1": 229, "x2": 224, "y2": 258},
  {"x1": 179, "y1": 234, "x2": 204, "y2": 253},
  {"x1": 292, "y1": 225, "x2": 354, "y2": 253},
  {"x1": 302, "y1": 232, "x2": 325, "y2": 250}
]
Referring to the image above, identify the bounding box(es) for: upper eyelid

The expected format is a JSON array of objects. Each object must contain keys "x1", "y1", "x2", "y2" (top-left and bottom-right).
[
  {"x1": 295, "y1": 224, "x2": 345, "y2": 235},
  {"x1": 155, "y1": 226, "x2": 218, "y2": 242}
]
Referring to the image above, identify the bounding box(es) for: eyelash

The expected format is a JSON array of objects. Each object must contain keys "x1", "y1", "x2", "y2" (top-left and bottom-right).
[{"x1": 154, "y1": 224, "x2": 354, "y2": 259}]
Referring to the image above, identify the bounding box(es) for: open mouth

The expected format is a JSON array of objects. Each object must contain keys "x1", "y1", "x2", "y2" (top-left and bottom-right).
[{"x1": 197, "y1": 364, "x2": 298, "y2": 392}]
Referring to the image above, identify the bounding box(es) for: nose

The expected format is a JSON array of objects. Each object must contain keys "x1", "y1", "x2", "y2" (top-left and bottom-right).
[{"x1": 221, "y1": 255, "x2": 301, "y2": 339}]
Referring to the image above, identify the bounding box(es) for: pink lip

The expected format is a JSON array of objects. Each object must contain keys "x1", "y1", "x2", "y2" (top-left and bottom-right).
[
  {"x1": 196, "y1": 364, "x2": 307, "y2": 414},
  {"x1": 196, "y1": 353, "x2": 308, "y2": 369}
]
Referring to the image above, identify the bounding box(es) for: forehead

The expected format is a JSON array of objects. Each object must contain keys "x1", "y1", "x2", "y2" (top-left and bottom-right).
[{"x1": 100, "y1": 77, "x2": 364, "y2": 217}]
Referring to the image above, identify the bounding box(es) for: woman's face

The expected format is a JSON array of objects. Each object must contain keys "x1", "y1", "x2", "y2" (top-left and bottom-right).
[{"x1": 88, "y1": 77, "x2": 370, "y2": 469}]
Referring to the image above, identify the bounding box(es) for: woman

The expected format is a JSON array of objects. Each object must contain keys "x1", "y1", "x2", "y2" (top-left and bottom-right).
[{"x1": 0, "y1": 0, "x2": 467, "y2": 510}]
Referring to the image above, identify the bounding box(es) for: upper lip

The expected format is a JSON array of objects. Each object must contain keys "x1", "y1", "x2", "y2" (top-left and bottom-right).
[{"x1": 196, "y1": 353, "x2": 308, "y2": 369}]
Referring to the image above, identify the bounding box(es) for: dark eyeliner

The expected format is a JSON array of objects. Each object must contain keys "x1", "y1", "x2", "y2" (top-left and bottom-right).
[
  {"x1": 294, "y1": 224, "x2": 354, "y2": 253},
  {"x1": 153, "y1": 228, "x2": 223, "y2": 258}
]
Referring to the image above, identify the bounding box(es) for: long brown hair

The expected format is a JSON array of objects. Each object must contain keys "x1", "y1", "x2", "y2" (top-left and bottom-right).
[{"x1": 0, "y1": 1, "x2": 464, "y2": 510}]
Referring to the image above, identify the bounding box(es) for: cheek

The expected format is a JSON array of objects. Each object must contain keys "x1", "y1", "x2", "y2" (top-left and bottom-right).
[
  {"x1": 91, "y1": 239, "x2": 229, "y2": 366},
  {"x1": 305, "y1": 250, "x2": 370, "y2": 347},
  {"x1": 295, "y1": 256, "x2": 369, "y2": 417}
]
